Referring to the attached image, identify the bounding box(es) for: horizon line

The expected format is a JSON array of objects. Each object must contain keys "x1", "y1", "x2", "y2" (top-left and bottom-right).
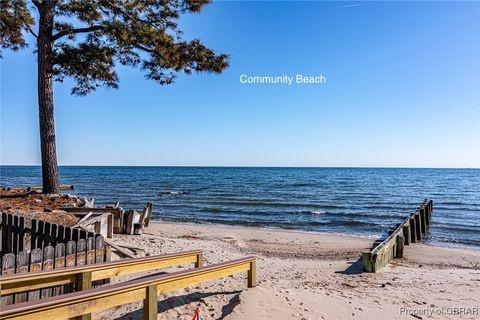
[{"x1": 0, "y1": 164, "x2": 479, "y2": 170}]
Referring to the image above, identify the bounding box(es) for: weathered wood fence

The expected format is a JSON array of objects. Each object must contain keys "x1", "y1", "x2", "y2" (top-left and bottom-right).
[
  {"x1": 0, "y1": 212, "x2": 111, "y2": 306},
  {"x1": 30, "y1": 218, "x2": 96, "y2": 250},
  {"x1": 0, "y1": 213, "x2": 25, "y2": 255},
  {"x1": 362, "y1": 199, "x2": 433, "y2": 272},
  {"x1": 0, "y1": 235, "x2": 111, "y2": 306}
]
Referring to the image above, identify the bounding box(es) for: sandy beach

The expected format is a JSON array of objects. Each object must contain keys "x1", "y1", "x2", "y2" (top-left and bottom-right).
[{"x1": 97, "y1": 222, "x2": 480, "y2": 320}]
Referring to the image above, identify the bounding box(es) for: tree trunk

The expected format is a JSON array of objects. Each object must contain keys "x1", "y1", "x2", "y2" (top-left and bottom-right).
[{"x1": 37, "y1": 2, "x2": 59, "y2": 194}]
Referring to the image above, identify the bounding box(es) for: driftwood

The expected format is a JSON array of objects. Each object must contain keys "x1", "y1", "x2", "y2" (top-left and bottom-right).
[
  {"x1": 75, "y1": 225, "x2": 135, "y2": 259},
  {"x1": 104, "y1": 239, "x2": 136, "y2": 259},
  {"x1": 74, "y1": 212, "x2": 93, "y2": 226}
]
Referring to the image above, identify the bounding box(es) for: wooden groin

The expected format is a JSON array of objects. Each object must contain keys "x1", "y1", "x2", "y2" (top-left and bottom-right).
[{"x1": 362, "y1": 199, "x2": 433, "y2": 273}]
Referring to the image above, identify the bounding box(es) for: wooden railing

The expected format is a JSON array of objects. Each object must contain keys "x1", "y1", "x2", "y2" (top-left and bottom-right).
[
  {"x1": 0, "y1": 250, "x2": 203, "y2": 296},
  {"x1": 0, "y1": 256, "x2": 256, "y2": 320},
  {"x1": 362, "y1": 199, "x2": 433, "y2": 272}
]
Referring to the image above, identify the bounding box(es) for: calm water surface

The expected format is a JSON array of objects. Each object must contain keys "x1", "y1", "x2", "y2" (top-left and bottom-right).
[{"x1": 1, "y1": 166, "x2": 479, "y2": 248}]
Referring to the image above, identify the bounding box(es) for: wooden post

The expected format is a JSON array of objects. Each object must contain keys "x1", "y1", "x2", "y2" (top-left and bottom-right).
[
  {"x1": 395, "y1": 235, "x2": 404, "y2": 258},
  {"x1": 409, "y1": 218, "x2": 417, "y2": 243},
  {"x1": 28, "y1": 248, "x2": 43, "y2": 301},
  {"x1": 402, "y1": 224, "x2": 410, "y2": 245},
  {"x1": 77, "y1": 271, "x2": 93, "y2": 320},
  {"x1": 426, "y1": 200, "x2": 432, "y2": 225},
  {"x1": 1, "y1": 213, "x2": 7, "y2": 255},
  {"x1": 41, "y1": 246, "x2": 55, "y2": 299},
  {"x1": 1, "y1": 253, "x2": 15, "y2": 306},
  {"x1": 144, "y1": 202, "x2": 153, "y2": 228},
  {"x1": 14, "y1": 251, "x2": 30, "y2": 303},
  {"x1": 44, "y1": 223, "x2": 51, "y2": 247},
  {"x1": 18, "y1": 216, "x2": 24, "y2": 252},
  {"x1": 414, "y1": 213, "x2": 422, "y2": 241},
  {"x1": 65, "y1": 241, "x2": 76, "y2": 293},
  {"x1": 57, "y1": 225, "x2": 65, "y2": 244},
  {"x1": 86, "y1": 237, "x2": 95, "y2": 265},
  {"x1": 38, "y1": 220, "x2": 45, "y2": 249},
  {"x1": 144, "y1": 285, "x2": 158, "y2": 320},
  {"x1": 248, "y1": 260, "x2": 256, "y2": 287},
  {"x1": 107, "y1": 214, "x2": 114, "y2": 239},
  {"x1": 31, "y1": 219, "x2": 38, "y2": 249},
  {"x1": 12, "y1": 215, "x2": 18, "y2": 254},
  {"x1": 105, "y1": 245, "x2": 112, "y2": 262},
  {"x1": 76, "y1": 239, "x2": 87, "y2": 266},
  {"x1": 54, "y1": 243, "x2": 66, "y2": 296},
  {"x1": 419, "y1": 208, "x2": 426, "y2": 234},
  {"x1": 6, "y1": 214, "x2": 13, "y2": 253},
  {"x1": 362, "y1": 252, "x2": 373, "y2": 272},
  {"x1": 51, "y1": 224, "x2": 58, "y2": 246},
  {"x1": 195, "y1": 253, "x2": 204, "y2": 268},
  {"x1": 126, "y1": 209, "x2": 135, "y2": 235},
  {"x1": 95, "y1": 236, "x2": 105, "y2": 263}
]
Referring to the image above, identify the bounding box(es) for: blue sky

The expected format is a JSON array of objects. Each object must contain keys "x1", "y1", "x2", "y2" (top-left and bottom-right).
[{"x1": 1, "y1": 1, "x2": 479, "y2": 167}]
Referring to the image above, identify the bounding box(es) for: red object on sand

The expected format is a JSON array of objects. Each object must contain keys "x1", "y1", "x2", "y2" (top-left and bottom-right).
[{"x1": 191, "y1": 307, "x2": 200, "y2": 320}]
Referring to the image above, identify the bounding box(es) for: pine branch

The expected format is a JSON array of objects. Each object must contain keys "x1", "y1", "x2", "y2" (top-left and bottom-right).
[
  {"x1": 25, "y1": 23, "x2": 37, "y2": 38},
  {"x1": 52, "y1": 25, "x2": 105, "y2": 40}
]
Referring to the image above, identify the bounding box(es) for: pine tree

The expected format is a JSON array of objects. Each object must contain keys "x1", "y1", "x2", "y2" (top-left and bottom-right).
[{"x1": 1, "y1": 0, "x2": 228, "y2": 193}]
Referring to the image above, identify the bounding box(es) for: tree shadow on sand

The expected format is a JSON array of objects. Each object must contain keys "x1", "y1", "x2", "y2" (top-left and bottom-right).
[{"x1": 117, "y1": 290, "x2": 242, "y2": 320}]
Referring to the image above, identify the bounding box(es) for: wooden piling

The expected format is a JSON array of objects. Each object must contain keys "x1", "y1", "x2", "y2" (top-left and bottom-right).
[
  {"x1": 419, "y1": 207, "x2": 426, "y2": 234},
  {"x1": 409, "y1": 217, "x2": 416, "y2": 243},
  {"x1": 414, "y1": 213, "x2": 421, "y2": 241},
  {"x1": 144, "y1": 285, "x2": 158, "y2": 320},
  {"x1": 402, "y1": 224, "x2": 410, "y2": 245},
  {"x1": 395, "y1": 235, "x2": 405, "y2": 258}
]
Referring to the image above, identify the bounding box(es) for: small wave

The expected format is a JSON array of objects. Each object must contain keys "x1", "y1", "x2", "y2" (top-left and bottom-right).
[
  {"x1": 157, "y1": 190, "x2": 189, "y2": 197},
  {"x1": 307, "y1": 210, "x2": 326, "y2": 215},
  {"x1": 291, "y1": 183, "x2": 312, "y2": 187}
]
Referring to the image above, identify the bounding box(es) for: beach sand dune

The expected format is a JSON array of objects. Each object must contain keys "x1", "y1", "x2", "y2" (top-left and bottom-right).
[{"x1": 97, "y1": 223, "x2": 480, "y2": 320}]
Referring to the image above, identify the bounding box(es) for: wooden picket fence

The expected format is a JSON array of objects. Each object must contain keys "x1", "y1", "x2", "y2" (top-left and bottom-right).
[
  {"x1": 0, "y1": 235, "x2": 111, "y2": 306},
  {"x1": 0, "y1": 213, "x2": 25, "y2": 255},
  {"x1": 30, "y1": 218, "x2": 96, "y2": 250},
  {"x1": 0, "y1": 212, "x2": 111, "y2": 306}
]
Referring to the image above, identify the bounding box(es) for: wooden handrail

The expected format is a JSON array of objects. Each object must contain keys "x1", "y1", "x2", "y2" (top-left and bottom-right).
[
  {"x1": 0, "y1": 257, "x2": 256, "y2": 320},
  {"x1": 0, "y1": 250, "x2": 203, "y2": 295}
]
